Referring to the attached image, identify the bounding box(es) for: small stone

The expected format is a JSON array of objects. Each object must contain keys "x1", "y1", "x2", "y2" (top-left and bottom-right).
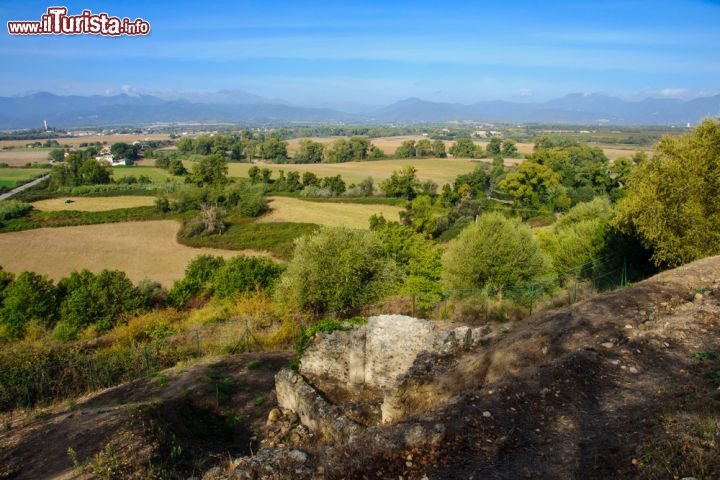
[
  {"x1": 694, "y1": 293, "x2": 704, "y2": 301},
  {"x1": 625, "y1": 324, "x2": 633, "y2": 329},
  {"x1": 406, "y1": 461, "x2": 413, "y2": 467},
  {"x1": 267, "y1": 408, "x2": 282, "y2": 424},
  {"x1": 663, "y1": 342, "x2": 670, "y2": 348},
  {"x1": 601, "y1": 342, "x2": 614, "y2": 349},
  {"x1": 629, "y1": 367, "x2": 639, "y2": 374},
  {"x1": 482, "y1": 411, "x2": 492, "y2": 418},
  {"x1": 609, "y1": 360, "x2": 620, "y2": 366},
  {"x1": 287, "y1": 449, "x2": 308, "y2": 463}
]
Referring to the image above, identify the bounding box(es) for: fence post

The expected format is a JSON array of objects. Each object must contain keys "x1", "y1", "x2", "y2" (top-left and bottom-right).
[
  {"x1": 621, "y1": 257, "x2": 628, "y2": 288},
  {"x1": 143, "y1": 345, "x2": 150, "y2": 376},
  {"x1": 412, "y1": 295, "x2": 416, "y2": 317},
  {"x1": 194, "y1": 330, "x2": 201, "y2": 357}
]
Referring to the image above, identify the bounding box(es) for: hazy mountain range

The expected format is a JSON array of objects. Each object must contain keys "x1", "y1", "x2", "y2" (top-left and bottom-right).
[{"x1": 2, "y1": 90, "x2": 720, "y2": 129}]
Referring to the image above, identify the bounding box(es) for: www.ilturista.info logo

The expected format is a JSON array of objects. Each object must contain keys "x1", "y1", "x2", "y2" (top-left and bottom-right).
[{"x1": 7, "y1": 7, "x2": 150, "y2": 36}]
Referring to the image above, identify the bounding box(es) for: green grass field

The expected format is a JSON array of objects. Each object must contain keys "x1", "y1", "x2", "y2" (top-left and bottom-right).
[
  {"x1": 183, "y1": 158, "x2": 484, "y2": 186},
  {"x1": 112, "y1": 165, "x2": 174, "y2": 183},
  {"x1": 0, "y1": 168, "x2": 48, "y2": 188}
]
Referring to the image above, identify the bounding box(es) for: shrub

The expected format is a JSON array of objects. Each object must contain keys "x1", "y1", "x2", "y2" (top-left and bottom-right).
[
  {"x1": 276, "y1": 228, "x2": 399, "y2": 315},
  {"x1": 168, "y1": 255, "x2": 226, "y2": 307},
  {"x1": 225, "y1": 182, "x2": 268, "y2": 217},
  {"x1": 0, "y1": 200, "x2": 32, "y2": 221},
  {"x1": 210, "y1": 255, "x2": 284, "y2": 299},
  {"x1": 0, "y1": 272, "x2": 57, "y2": 339},
  {"x1": 55, "y1": 270, "x2": 145, "y2": 339},
  {"x1": 136, "y1": 279, "x2": 168, "y2": 308},
  {"x1": 442, "y1": 212, "x2": 551, "y2": 292}
]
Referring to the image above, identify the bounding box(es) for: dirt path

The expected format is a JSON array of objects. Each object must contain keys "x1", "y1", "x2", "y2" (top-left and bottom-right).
[{"x1": 0, "y1": 174, "x2": 48, "y2": 201}]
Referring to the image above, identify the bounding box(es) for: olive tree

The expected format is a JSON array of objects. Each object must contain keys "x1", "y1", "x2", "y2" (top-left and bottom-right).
[
  {"x1": 442, "y1": 212, "x2": 551, "y2": 291},
  {"x1": 276, "y1": 228, "x2": 399, "y2": 315}
]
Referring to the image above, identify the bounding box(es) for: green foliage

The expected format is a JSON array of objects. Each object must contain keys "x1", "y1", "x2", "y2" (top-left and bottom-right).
[
  {"x1": 371, "y1": 218, "x2": 443, "y2": 304},
  {"x1": 381, "y1": 165, "x2": 421, "y2": 198},
  {"x1": 225, "y1": 182, "x2": 268, "y2": 217},
  {"x1": 51, "y1": 151, "x2": 113, "y2": 188},
  {"x1": 54, "y1": 270, "x2": 145, "y2": 339},
  {"x1": 499, "y1": 161, "x2": 571, "y2": 214},
  {"x1": 0, "y1": 200, "x2": 32, "y2": 221},
  {"x1": 179, "y1": 221, "x2": 318, "y2": 261},
  {"x1": 276, "y1": 228, "x2": 399, "y2": 315},
  {"x1": 168, "y1": 256, "x2": 226, "y2": 308},
  {"x1": 0, "y1": 272, "x2": 57, "y2": 339},
  {"x1": 442, "y1": 212, "x2": 551, "y2": 292},
  {"x1": 294, "y1": 317, "x2": 366, "y2": 355},
  {"x1": 210, "y1": 255, "x2": 284, "y2": 299},
  {"x1": 259, "y1": 138, "x2": 289, "y2": 161},
  {"x1": 501, "y1": 139, "x2": 518, "y2": 157},
  {"x1": 449, "y1": 137, "x2": 482, "y2": 158},
  {"x1": 110, "y1": 143, "x2": 141, "y2": 161},
  {"x1": 323, "y1": 137, "x2": 372, "y2": 163},
  {"x1": 293, "y1": 139, "x2": 324, "y2": 163},
  {"x1": 190, "y1": 155, "x2": 228, "y2": 187},
  {"x1": 395, "y1": 140, "x2": 417, "y2": 158},
  {"x1": 399, "y1": 195, "x2": 438, "y2": 236},
  {"x1": 614, "y1": 118, "x2": 720, "y2": 267},
  {"x1": 487, "y1": 137, "x2": 503, "y2": 156},
  {"x1": 527, "y1": 140, "x2": 611, "y2": 203}
]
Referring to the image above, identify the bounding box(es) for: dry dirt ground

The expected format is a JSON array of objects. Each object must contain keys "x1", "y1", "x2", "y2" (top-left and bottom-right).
[
  {"x1": 0, "y1": 220, "x2": 252, "y2": 286},
  {"x1": 31, "y1": 196, "x2": 157, "y2": 212},
  {"x1": 0, "y1": 352, "x2": 293, "y2": 480},
  {"x1": 296, "y1": 255, "x2": 720, "y2": 479},
  {"x1": 259, "y1": 197, "x2": 403, "y2": 229}
]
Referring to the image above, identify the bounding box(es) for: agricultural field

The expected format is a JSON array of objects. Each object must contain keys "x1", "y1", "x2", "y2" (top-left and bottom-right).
[
  {"x1": 31, "y1": 196, "x2": 157, "y2": 212},
  {"x1": 284, "y1": 135, "x2": 649, "y2": 160},
  {"x1": 0, "y1": 167, "x2": 49, "y2": 188},
  {"x1": 0, "y1": 133, "x2": 171, "y2": 149},
  {"x1": 220, "y1": 158, "x2": 485, "y2": 185},
  {"x1": 111, "y1": 165, "x2": 174, "y2": 183},
  {"x1": 260, "y1": 196, "x2": 403, "y2": 229},
  {"x1": 0, "y1": 220, "x2": 247, "y2": 286},
  {"x1": 0, "y1": 150, "x2": 50, "y2": 167}
]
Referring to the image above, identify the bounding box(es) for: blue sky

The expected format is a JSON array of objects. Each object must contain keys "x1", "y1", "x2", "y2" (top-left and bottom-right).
[{"x1": 1, "y1": 0, "x2": 720, "y2": 104}]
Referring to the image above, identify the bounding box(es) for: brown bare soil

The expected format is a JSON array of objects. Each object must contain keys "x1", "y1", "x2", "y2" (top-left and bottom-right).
[{"x1": 0, "y1": 220, "x2": 257, "y2": 286}]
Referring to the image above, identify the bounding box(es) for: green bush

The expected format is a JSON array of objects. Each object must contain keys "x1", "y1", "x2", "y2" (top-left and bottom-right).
[
  {"x1": 0, "y1": 200, "x2": 32, "y2": 221},
  {"x1": 276, "y1": 227, "x2": 399, "y2": 315},
  {"x1": 442, "y1": 212, "x2": 551, "y2": 292},
  {"x1": 225, "y1": 183, "x2": 268, "y2": 217},
  {"x1": 210, "y1": 255, "x2": 284, "y2": 299},
  {"x1": 0, "y1": 272, "x2": 57, "y2": 339},
  {"x1": 168, "y1": 255, "x2": 226, "y2": 307},
  {"x1": 54, "y1": 270, "x2": 146, "y2": 339}
]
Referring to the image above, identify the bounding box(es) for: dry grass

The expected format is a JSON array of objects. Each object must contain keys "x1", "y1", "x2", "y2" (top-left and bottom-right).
[
  {"x1": 0, "y1": 151, "x2": 49, "y2": 166},
  {"x1": 0, "y1": 220, "x2": 259, "y2": 286},
  {"x1": 32, "y1": 196, "x2": 157, "y2": 212},
  {"x1": 258, "y1": 196, "x2": 402, "y2": 229}
]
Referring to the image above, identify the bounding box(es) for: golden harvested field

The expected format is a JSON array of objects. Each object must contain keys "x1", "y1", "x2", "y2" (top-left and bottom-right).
[
  {"x1": 259, "y1": 196, "x2": 403, "y2": 229},
  {"x1": 222, "y1": 158, "x2": 485, "y2": 185},
  {"x1": 0, "y1": 150, "x2": 50, "y2": 166},
  {"x1": 0, "y1": 220, "x2": 251, "y2": 286},
  {"x1": 32, "y1": 196, "x2": 157, "y2": 212},
  {"x1": 0, "y1": 134, "x2": 171, "y2": 149}
]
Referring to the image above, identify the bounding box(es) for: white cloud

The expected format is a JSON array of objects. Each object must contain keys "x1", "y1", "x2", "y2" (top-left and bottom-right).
[{"x1": 658, "y1": 88, "x2": 688, "y2": 97}]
